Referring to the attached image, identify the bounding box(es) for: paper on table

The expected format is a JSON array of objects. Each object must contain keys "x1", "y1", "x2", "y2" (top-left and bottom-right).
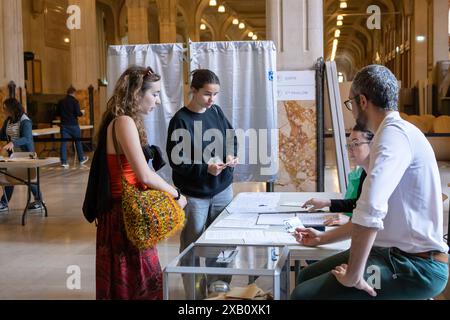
[
  {"x1": 214, "y1": 220, "x2": 269, "y2": 229},
  {"x1": 205, "y1": 230, "x2": 265, "y2": 241},
  {"x1": 226, "y1": 193, "x2": 281, "y2": 213},
  {"x1": 264, "y1": 232, "x2": 298, "y2": 244},
  {"x1": 223, "y1": 213, "x2": 258, "y2": 221},
  {"x1": 214, "y1": 217, "x2": 270, "y2": 229},
  {"x1": 280, "y1": 202, "x2": 304, "y2": 207},
  {"x1": 256, "y1": 213, "x2": 296, "y2": 225},
  {"x1": 204, "y1": 230, "x2": 297, "y2": 244}
]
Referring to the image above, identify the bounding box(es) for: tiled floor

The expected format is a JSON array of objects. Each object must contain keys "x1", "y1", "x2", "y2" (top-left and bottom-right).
[{"x1": 0, "y1": 159, "x2": 448, "y2": 299}]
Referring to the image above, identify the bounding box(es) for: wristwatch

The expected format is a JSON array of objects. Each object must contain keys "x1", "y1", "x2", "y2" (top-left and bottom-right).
[{"x1": 174, "y1": 188, "x2": 181, "y2": 200}]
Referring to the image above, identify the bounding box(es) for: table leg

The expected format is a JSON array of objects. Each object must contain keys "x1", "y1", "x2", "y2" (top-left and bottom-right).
[
  {"x1": 36, "y1": 168, "x2": 48, "y2": 217},
  {"x1": 21, "y1": 169, "x2": 32, "y2": 226}
]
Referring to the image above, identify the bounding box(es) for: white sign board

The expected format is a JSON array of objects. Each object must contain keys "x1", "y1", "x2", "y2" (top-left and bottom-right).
[{"x1": 277, "y1": 71, "x2": 315, "y2": 101}]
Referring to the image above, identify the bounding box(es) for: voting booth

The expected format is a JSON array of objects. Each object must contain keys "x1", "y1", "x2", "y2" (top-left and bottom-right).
[{"x1": 163, "y1": 243, "x2": 290, "y2": 300}]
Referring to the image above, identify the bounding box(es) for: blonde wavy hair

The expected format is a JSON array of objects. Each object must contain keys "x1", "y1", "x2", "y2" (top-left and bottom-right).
[{"x1": 101, "y1": 65, "x2": 161, "y2": 145}]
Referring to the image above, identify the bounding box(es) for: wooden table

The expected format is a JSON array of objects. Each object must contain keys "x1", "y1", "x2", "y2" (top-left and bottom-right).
[
  {"x1": 32, "y1": 125, "x2": 94, "y2": 137},
  {"x1": 32, "y1": 125, "x2": 94, "y2": 158},
  {"x1": 0, "y1": 157, "x2": 60, "y2": 225}
]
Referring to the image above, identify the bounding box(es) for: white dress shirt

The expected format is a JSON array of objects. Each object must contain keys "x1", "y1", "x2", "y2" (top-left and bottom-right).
[{"x1": 352, "y1": 112, "x2": 448, "y2": 253}]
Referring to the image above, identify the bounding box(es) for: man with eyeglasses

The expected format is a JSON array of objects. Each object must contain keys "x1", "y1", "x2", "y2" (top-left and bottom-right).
[{"x1": 291, "y1": 64, "x2": 448, "y2": 300}]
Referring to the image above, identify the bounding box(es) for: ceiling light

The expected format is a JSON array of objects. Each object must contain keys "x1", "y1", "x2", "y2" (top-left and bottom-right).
[
  {"x1": 252, "y1": 35, "x2": 258, "y2": 40},
  {"x1": 239, "y1": 22, "x2": 245, "y2": 29},
  {"x1": 340, "y1": 1, "x2": 347, "y2": 9},
  {"x1": 334, "y1": 29, "x2": 340, "y2": 38},
  {"x1": 416, "y1": 35, "x2": 426, "y2": 42},
  {"x1": 337, "y1": 20, "x2": 343, "y2": 26},
  {"x1": 248, "y1": 32, "x2": 254, "y2": 37},
  {"x1": 331, "y1": 39, "x2": 338, "y2": 61},
  {"x1": 64, "y1": 37, "x2": 70, "y2": 43},
  {"x1": 337, "y1": 15, "x2": 343, "y2": 21},
  {"x1": 209, "y1": 0, "x2": 217, "y2": 6},
  {"x1": 218, "y1": 5, "x2": 225, "y2": 13},
  {"x1": 200, "y1": 23, "x2": 206, "y2": 30},
  {"x1": 232, "y1": 18, "x2": 239, "y2": 25}
]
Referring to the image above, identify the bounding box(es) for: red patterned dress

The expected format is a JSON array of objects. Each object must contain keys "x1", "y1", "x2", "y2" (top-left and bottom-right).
[{"x1": 95, "y1": 154, "x2": 163, "y2": 300}]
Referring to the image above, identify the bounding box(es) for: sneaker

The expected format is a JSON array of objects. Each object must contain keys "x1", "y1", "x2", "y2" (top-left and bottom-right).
[
  {"x1": 79, "y1": 156, "x2": 89, "y2": 165},
  {"x1": 27, "y1": 201, "x2": 43, "y2": 210},
  {"x1": 61, "y1": 163, "x2": 69, "y2": 168},
  {"x1": 0, "y1": 202, "x2": 8, "y2": 212}
]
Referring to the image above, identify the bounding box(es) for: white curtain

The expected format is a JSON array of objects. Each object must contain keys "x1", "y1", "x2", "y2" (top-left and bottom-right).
[
  {"x1": 107, "y1": 44, "x2": 184, "y2": 181},
  {"x1": 189, "y1": 41, "x2": 278, "y2": 182}
]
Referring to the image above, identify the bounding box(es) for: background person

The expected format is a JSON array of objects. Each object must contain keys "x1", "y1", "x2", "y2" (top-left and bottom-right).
[
  {"x1": 0, "y1": 98, "x2": 43, "y2": 211},
  {"x1": 56, "y1": 86, "x2": 88, "y2": 168}
]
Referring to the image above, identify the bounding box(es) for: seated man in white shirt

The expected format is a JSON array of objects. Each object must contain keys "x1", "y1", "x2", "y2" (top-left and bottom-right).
[{"x1": 291, "y1": 65, "x2": 449, "y2": 300}]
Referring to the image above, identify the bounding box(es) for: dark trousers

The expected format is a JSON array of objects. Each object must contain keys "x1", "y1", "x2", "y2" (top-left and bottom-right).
[
  {"x1": 60, "y1": 125, "x2": 85, "y2": 163},
  {"x1": 291, "y1": 247, "x2": 448, "y2": 300},
  {"x1": 1, "y1": 185, "x2": 42, "y2": 204}
]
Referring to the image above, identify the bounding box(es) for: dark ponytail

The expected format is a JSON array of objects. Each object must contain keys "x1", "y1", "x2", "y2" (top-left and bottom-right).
[{"x1": 190, "y1": 69, "x2": 220, "y2": 90}]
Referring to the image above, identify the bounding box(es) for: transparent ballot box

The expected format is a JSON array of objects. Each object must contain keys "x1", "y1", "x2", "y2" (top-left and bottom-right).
[{"x1": 163, "y1": 243, "x2": 290, "y2": 300}]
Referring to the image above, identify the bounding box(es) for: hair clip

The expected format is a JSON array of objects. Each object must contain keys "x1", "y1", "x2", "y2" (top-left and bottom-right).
[{"x1": 146, "y1": 67, "x2": 154, "y2": 76}]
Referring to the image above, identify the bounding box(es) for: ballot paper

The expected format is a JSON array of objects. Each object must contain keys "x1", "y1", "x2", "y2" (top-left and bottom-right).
[
  {"x1": 214, "y1": 218, "x2": 269, "y2": 229},
  {"x1": 283, "y1": 217, "x2": 304, "y2": 233},
  {"x1": 256, "y1": 214, "x2": 296, "y2": 225},
  {"x1": 226, "y1": 193, "x2": 281, "y2": 213},
  {"x1": 279, "y1": 202, "x2": 305, "y2": 207},
  {"x1": 204, "y1": 230, "x2": 297, "y2": 244}
]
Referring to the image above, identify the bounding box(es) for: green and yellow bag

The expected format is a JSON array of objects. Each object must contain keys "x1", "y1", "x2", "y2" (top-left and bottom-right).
[
  {"x1": 113, "y1": 120, "x2": 185, "y2": 250},
  {"x1": 121, "y1": 177, "x2": 185, "y2": 249}
]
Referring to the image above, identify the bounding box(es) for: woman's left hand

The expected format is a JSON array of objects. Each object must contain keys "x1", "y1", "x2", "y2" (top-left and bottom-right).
[{"x1": 2, "y1": 142, "x2": 14, "y2": 152}]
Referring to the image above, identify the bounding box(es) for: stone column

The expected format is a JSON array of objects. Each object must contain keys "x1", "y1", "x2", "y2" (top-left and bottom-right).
[
  {"x1": 177, "y1": 0, "x2": 200, "y2": 42},
  {"x1": 68, "y1": 0, "x2": 99, "y2": 128},
  {"x1": 411, "y1": 0, "x2": 428, "y2": 86},
  {"x1": 0, "y1": 0, "x2": 25, "y2": 93},
  {"x1": 266, "y1": 0, "x2": 324, "y2": 192},
  {"x1": 126, "y1": 0, "x2": 150, "y2": 44},
  {"x1": 156, "y1": 0, "x2": 177, "y2": 43},
  {"x1": 69, "y1": 0, "x2": 99, "y2": 89},
  {"x1": 431, "y1": 0, "x2": 448, "y2": 70},
  {"x1": 267, "y1": 0, "x2": 323, "y2": 70}
]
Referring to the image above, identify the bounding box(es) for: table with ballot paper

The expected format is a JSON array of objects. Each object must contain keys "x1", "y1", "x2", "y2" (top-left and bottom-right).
[
  {"x1": 196, "y1": 192, "x2": 351, "y2": 261},
  {"x1": 163, "y1": 192, "x2": 352, "y2": 299}
]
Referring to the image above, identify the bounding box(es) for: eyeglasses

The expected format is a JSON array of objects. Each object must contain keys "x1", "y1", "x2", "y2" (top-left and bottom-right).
[
  {"x1": 345, "y1": 141, "x2": 370, "y2": 149},
  {"x1": 344, "y1": 96, "x2": 358, "y2": 111}
]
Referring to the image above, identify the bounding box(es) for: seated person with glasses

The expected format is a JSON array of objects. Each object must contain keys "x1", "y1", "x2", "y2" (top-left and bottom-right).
[{"x1": 302, "y1": 124, "x2": 374, "y2": 226}]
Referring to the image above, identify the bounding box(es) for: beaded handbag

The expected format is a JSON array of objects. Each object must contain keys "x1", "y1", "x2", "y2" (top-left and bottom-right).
[{"x1": 112, "y1": 120, "x2": 185, "y2": 249}]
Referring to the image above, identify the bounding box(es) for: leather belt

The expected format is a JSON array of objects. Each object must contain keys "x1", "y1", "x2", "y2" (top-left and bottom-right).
[
  {"x1": 397, "y1": 249, "x2": 449, "y2": 263},
  {"x1": 411, "y1": 252, "x2": 448, "y2": 263}
]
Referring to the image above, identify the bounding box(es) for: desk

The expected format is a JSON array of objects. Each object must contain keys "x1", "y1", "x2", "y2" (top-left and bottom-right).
[
  {"x1": 196, "y1": 192, "x2": 351, "y2": 261},
  {"x1": 32, "y1": 125, "x2": 94, "y2": 157},
  {"x1": 0, "y1": 157, "x2": 60, "y2": 225},
  {"x1": 32, "y1": 125, "x2": 94, "y2": 137}
]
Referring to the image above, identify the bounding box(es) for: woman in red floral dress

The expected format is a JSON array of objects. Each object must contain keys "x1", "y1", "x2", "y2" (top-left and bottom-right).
[{"x1": 93, "y1": 66, "x2": 186, "y2": 299}]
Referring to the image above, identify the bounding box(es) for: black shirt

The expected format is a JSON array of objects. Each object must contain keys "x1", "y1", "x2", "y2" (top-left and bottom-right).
[
  {"x1": 329, "y1": 170, "x2": 367, "y2": 213},
  {"x1": 56, "y1": 95, "x2": 83, "y2": 126},
  {"x1": 166, "y1": 105, "x2": 237, "y2": 198}
]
